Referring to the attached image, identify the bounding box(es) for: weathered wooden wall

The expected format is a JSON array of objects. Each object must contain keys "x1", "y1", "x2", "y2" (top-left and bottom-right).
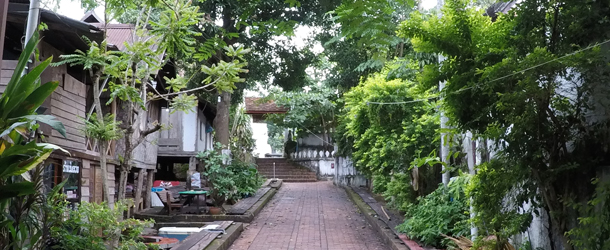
[
  {"x1": 159, "y1": 108, "x2": 183, "y2": 152},
  {"x1": 38, "y1": 42, "x2": 88, "y2": 152},
  {"x1": 0, "y1": 60, "x2": 17, "y2": 93},
  {"x1": 131, "y1": 101, "x2": 161, "y2": 169},
  {"x1": 158, "y1": 107, "x2": 213, "y2": 156}
]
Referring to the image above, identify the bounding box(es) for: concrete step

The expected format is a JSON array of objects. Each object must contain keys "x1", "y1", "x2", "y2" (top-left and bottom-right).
[
  {"x1": 260, "y1": 175, "x2": 317, "y2": 179},
  {"x1": 258, "y1": 171, "x2": 317, "y2": 175},
  {"x1": 256, "y1": 168, "x2": 312, "y2": 172},
  {"x1": 281, "y1": 179, "x2": 317, "y2": 182},
  {"x1": 258, "y1": 172, "x2": 315, "y2": 176},
  {"x1": 256, "y1": 164, "x2": 294, "y2": 167},
  {"x1": 256, "y1": 158, "x2": 317, "y2": 182},
  {"x1": 259, "y1": 172, "x2": 316, "y2": 177}
]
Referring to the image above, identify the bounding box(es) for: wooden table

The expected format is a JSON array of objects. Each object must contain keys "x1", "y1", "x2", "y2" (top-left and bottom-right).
[{"x1": 178, "y1": 190, "x2": 207, "y2": 214}]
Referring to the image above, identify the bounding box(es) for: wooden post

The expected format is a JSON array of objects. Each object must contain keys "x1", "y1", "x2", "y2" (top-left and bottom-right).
[
  {"x1": 145, "y1": 169, "x2": 154, "y2": 208},
  {"x1": 0, "y1": 0, "x2": 9, "y2": 78},
  {"x1": 187, "y1": 156, "x2": 197, "y2": 190},
  {"x1": 134, "y1": 168, "x2": 145, "y2": 211}
]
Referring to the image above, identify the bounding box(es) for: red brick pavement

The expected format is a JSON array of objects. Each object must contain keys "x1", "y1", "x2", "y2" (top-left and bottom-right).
[{"x1": 230, "y1": 182, "x2": 388, "y2": 250}]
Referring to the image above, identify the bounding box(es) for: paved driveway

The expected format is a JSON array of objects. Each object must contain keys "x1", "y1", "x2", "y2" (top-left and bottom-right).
[{"x1": 230, "y1": 182, "x2": 388, "y2": 250}]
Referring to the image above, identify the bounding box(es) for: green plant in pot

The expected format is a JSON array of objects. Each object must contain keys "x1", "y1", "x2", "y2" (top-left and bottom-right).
[{"x1": 197, "y1": 143, "x2": 236, "y2": 214}]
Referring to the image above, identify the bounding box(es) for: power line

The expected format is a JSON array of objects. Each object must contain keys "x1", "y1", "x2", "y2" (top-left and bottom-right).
[{"x1": 367, "y1": 38, "x2": 610, "y2": 105}]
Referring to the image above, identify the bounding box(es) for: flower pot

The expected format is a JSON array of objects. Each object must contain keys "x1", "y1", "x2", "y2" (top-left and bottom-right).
[{"x1": 209, "y1": 207, "x2": 222, "y2": 215}]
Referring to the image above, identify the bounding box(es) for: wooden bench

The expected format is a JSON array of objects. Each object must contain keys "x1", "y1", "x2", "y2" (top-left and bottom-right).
[
  {"x1": 226, "y1": 187, "x2": 271, "y2": 215},
  {"x1": 156, "y1": 190, "x2": 183, "y2": 215},
  {"x1": 170, "y1": 221, "x2": 233, "y2": 250}
]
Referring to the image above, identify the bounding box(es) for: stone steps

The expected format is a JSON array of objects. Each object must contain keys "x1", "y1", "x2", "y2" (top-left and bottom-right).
[{"x1": 255, "y1": 158, "x2": 317, "y2": 182}]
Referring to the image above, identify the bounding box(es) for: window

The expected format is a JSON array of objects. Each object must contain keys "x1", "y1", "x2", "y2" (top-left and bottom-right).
[
  {"x1": 43, "y1": 159, "x2": 81, "y2": 206},
  {"x1": 62, "y1": 160, "x2": 81, "y2": 201}
]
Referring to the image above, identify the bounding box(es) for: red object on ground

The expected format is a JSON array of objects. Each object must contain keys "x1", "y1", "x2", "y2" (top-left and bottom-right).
[
  {"x1": 153, "y1": 180, "x2": 180, "y2": 187},
  {"x1": 399, "y1": 234, "x2": 426, "y2": 250},
  {"x1": 141, "y1": 236, "x2": 179, "y2": 249}
]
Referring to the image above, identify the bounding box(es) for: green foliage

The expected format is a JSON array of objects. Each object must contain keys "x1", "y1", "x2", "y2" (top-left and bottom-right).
[
  {"x1": 47, "y1": 193, "x2": 152, "y2": 250},
  {"x1": 329, "y1": 0, "x2": 415, "y2": 73},
  {"x1": 381, "y1": 173, "x2": 416, "y2": 212},
  {"x1": 265, "y1": 85, "x2": 337, "y2": 144},
  {"x1": 341, "y1": 66, "x2": 439, "y2": 176},
  {"x1": 567, "y1": 178, "x2": 610, "y2": 249},
  {"x1": 149, "y1": 0, "x2": 202, "y2": 57},
  {"x1": 169, "y1": 94, "x2": 198, "y2": 114},
  {"x1": 82, "y1": 114, "x2": 123, "y2": 142},
  {"x1": 266, "y1": 123, "x2": 285, "y2": 153},
  {"x1": 468, "y1": 158, "x2": 534, "y2": 243},
  {"x1": 200, "y1": 46, "x2": 250, "y2": 93},
  {"x1": 197, "y1": 143, "x2": 235, "y2": 208},
  {"x1": 227, "y1": 159, "x2": 263, "y2": 201},
  {"x1": 54, "y1": 39, "x2": 119, "y2": 72},
  {"x1": 398, "y1": 174, "x2": 470, "y2": 248},
  {"x1": 399, "y1": 0, "x2": 610, "y2": 247},
  {"x1": 197, "y1": 143, "x2": 263, "y2": 207},
  {"x1": 230, "y1": 107, "x2": 255, "y2": 161},
  {"x1": 0, "y1": 33, "x2": 66, "y2": 249}
]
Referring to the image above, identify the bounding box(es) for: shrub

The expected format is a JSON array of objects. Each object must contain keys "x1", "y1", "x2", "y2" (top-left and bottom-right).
[
  {"x1": 197, "y1": 143, "x2": 264, "y2": 208},
  {"x1": 46, "y1": 189, "x2": 152, "y2": 250},
  {"x1": 397, "y1": 174, "x2": 470, "y2": 248},
  {"x1": 382, "y1": 172, "x2": 417, "y2": 213},
  {"x1": 228, "y1": 159, "x2": 263, "y2": 201}
]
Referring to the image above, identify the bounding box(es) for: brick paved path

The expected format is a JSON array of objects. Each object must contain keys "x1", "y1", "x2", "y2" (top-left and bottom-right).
[{"x1": 230, "y1": 182, "x2": 388, "y2": 250}]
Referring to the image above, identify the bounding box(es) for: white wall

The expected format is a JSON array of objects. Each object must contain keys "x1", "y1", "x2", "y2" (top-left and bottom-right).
[
  {"x1": 196, "y1": 111, "x2": 207, "y2": 152},
  {"x1": 334, "y1": 156, "x2": 368, "y2": 187},
  {"x1": 298, "y1": 134, "x2": 326, "y2": 147},
  {"x1": 251, "y1": 121, "x2": 271, "y2": 157},
  {"x1": 182, "y1": 111, "x2": 197, "y2": 152}
]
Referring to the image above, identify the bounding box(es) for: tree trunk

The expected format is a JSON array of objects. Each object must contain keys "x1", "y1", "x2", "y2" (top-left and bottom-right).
[
  {"x1": 117, "y1": 168, "x2": 129, "y2": 201},
  {"x1": 145, "y1": 169, "x2": 154, "y2": 208},
  {"x1": 134, "y1": 168, "x2": 145, "y2": 211},
  {"x1": 214, "y1": 91, "x2": 231, "y2": 147},
  {"x1": 91, "y1": 69, "x2": 113, "y2": 204}
]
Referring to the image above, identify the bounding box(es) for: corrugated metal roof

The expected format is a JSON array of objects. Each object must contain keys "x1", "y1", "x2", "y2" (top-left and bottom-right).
[
  {"x1": 7, "y1": 3, "x2": 103, "y2": 51},
  {"x1": 96, "y1": 23, "x2": 135, "y2": 51}
]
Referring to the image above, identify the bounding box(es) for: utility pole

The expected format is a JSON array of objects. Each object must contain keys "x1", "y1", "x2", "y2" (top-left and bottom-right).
[
  {"x1": 437, "y1": 0, "x2": 450, "y2": 187},
  {"x1": 0, "y1": 0, "x2": 9, "y2": 79},
  {"x1": 22, "y1": 0, "x2": 41, "y2": 76},
  {"x1": 465, "y1": 132, "x2": 478, "y2": 240}
]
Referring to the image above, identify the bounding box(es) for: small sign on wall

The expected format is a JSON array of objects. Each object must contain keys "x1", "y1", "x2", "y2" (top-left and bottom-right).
[
  {"x1": 63, "y1": 161, "x2": 80, "y2": 173},
  {"x1": 331, "y1": 163, "x2": 335, "y2": 169}
]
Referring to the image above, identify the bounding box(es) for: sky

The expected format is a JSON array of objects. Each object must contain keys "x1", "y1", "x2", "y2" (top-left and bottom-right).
[{"x1": 51, "y1": 0, "x2": 440, "y2": 22}]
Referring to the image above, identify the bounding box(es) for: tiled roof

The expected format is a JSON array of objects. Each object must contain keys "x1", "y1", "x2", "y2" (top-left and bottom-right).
[{"x1": 244, "y1": 97, "x2": 288, "y2": 114}]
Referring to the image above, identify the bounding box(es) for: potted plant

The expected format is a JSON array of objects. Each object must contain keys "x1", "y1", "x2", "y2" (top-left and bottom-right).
[{"x1": 197, "y1": 143, "x2": 236, "y2": 214}]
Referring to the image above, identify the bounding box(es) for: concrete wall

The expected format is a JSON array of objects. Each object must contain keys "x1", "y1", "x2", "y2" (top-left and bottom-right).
[
  {"x1": 333, "y1": 156, "x2": 368, "y2": 187},
  {"x1": 297, "y1": 133, "x2": 332, "y2": 147},
  {"x1": 294, "y1": 158, "x2": 335, "y2": 178}
]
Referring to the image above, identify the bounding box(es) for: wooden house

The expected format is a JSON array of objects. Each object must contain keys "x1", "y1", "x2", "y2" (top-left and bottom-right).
[
  {"x1": 80, "y1": 12, "x2": 173, "y2": 211},
  {"x1": 0, "y1": 1, "x2": 117, "y2": 206},
  {"x1": 157, "y1": 102, "x2": 216, "y2": 186}
]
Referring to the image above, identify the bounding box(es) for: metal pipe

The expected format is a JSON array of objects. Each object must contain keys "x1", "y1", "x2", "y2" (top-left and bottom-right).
[
  {"x1": 24, "y1": 0, "x2": 40, "y2": 47},
  {"x1": 273, "y1": 162, "x2": 276, "y2": 179},
  {"x1": 22, "y1": 0, "x2": 41, "y2": 75}
]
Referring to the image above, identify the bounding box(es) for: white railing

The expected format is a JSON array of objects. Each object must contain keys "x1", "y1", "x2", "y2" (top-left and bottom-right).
[{"x1": 291, "y1": 148, "x2": 335, "y2": 160}]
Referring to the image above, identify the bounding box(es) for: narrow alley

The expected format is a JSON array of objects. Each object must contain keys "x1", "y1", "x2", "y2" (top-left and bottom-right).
[{"x1": 229, "y1": 182, "x2": 388, "y2": 250}]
